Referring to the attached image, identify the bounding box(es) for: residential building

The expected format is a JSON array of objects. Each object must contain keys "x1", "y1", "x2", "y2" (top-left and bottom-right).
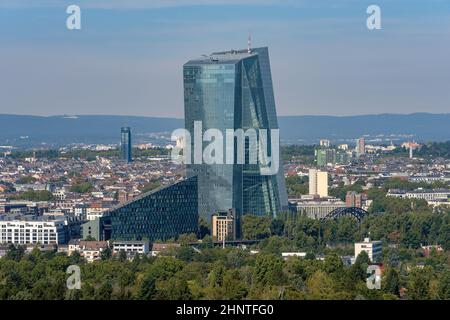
[
  {"x1": 68, "y1": 240, "x2": 109, "y2": 263},
  {"x1": 309, "y1": 169, "x2": 328, "y2": 197},
  {"x1": 211, "y1": 209, "x2": 236, "y2": 241},
  {"x1": 346, "y1": 191, "x2": 367, "y2": 208},
  {"x1": 0, "y1": 215, "x2": 67, "y2": 245},
  {"x1": 151, "y1": 243, "x2": 181, "y2": 257}
]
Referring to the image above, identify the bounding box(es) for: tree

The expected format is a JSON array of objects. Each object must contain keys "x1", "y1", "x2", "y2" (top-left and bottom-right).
[
  {"x1": 306, "y1": 270, "x2": 336, "y2": 300},
  {"x1": 18, "y1": 190, "x2": 53, "y2": 201},
  {"x1": 242, "y1": 215, "x2": 271, "y2": 240},
  {"x1": 437, "y1": 271, "x2": 450, "y2": 300},
  {"x1": 270, "y1": 218, "x2": 285, "y2": 236},
  {"x1": 323, "y1": 253, "x2": 344, "y2": 275},
  {"x1": 100, "y1": 247, "x2": 112, "y2": 261},
  {"x1": 137, "y1": 274, "x2": 156, "y2": 300},
  {"x1": 253, "y1": 254, "x2": 285, "y2": 287},
  {"x1": 198, "y1": 217, "x2": 211, "y2": 239},
  {"x1": 117, "y1": 250, "x2": 127, "y2": 262},
  {"x1": 70, "y1": 182, "x2": 94, "y2": 194},
  {"x1": 350, "y1": 251, "x2": 370, "y2": 283},
  {"x1": 408, "y1": 267, "x2": 431, "y2": 300},
  {"x1": 95, "y1": 281, "x2": 113, "y2": 300},
  {"x1": 383, "y1": 267, "x2": 400, "y2": 296},
  {"x1": 5, "y1": 244, "x2": 25, "y2": 261}
]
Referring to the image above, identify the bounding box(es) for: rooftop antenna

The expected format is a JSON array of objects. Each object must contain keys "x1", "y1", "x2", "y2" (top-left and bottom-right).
[{"x1": 247, "y1": 32, "x2": 252, "y2": 54}]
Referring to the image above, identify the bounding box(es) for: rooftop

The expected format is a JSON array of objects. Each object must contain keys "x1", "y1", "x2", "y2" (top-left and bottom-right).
[{"x1": 185, "y1": 47, "x2": 266, "y2": 65}]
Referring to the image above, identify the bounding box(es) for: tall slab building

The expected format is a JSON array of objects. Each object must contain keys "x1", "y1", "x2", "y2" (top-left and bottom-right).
[
  {"x1": 120, "y1": 127, "x2": 132, "y2": 163},
  {"x1": 183, "y1": 47, "x2": 288, "y2": 232}
]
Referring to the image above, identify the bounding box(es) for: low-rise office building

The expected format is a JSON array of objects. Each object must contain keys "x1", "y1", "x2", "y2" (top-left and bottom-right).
[{"x1": 112, "y1": 240, "x2": 150, "y2": 258}]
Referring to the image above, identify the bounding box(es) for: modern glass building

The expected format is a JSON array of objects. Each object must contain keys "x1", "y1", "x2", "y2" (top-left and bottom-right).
[
  {"x1": 120, "y1": 127, "x2": 132, "y2": 163},
  {"x1": 184, "y1": 47, "x2": 288, "y2": 231},
  {"x1": 82, "y1": 177, "x2": 198, "y2": 241}
]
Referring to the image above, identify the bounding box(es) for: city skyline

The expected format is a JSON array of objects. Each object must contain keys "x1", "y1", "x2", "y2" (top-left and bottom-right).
[{"x1": 1, "y1": 0, "x2": 450, "y2": 117}]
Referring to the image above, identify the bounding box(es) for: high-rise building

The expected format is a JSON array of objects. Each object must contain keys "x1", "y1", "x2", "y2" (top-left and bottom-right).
[
  {"x1": 183, "y1": 47, "x2": 288, "y2": 232},
  {"x1": 356, "y1": 137, "x2": 365, "y2": 156},
  {"x1": 120, "y1": 127, "x2": 132, "y2": 163},
  {"x1": 308, "y1": 169, "x2": 328, "y2": 198},
  {"x1": 316, "y1": 148, "x2": 336, "y2": 167}
]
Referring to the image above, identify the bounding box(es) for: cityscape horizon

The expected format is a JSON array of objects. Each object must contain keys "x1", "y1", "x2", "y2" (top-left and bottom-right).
[{"x1": 0, "y1": 0, "x2": 449, "y2": 310}]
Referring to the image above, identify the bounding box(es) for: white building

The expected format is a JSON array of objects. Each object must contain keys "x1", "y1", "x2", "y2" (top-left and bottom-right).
[
  {"x1": 309, "y1": 169, "x2": 328, "y2": 198},
  {"x1": 68, "y1": 240, "x2": 109, "y2": 263},
  {"x1": 0, "y1": 216, "x2": 67, "y2": 245},
  {"x1": 281, "y1": 252, "x2": 307, "y2": 260},
  {"x1": 295, "y1": 199, "x2": 346, "y2": 219},
  {"x1": 354, "y1": 237, "x2": 382, "y2": 262},
  {"x1": 319, "y1": 139, "x2": 330, "y2": 147},
  {"x1": 112, "y1": 241, "x2": 150, "y2": 258},
  {"x1": 86, "y1": 207, "x2": 107, "y2": 221},
  {"x1": 387, "y1": 189, "x2": 450, "y2": 203}
]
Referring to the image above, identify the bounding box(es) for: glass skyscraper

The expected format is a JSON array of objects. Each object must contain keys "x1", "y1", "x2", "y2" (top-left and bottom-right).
[
  {"x1": 120, "y1": 127, "x2": 132, "y2": 163},
  {"x1": 184, "y1": 47, "x2": 288, "y2": 231}
]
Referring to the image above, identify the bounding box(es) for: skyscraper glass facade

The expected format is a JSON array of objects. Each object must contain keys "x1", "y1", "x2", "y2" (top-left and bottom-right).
[
  {"x1": 120, "y1": 127, "x2": 132, "y2": 163},
  {"x1": 93, "y1": 177, "x2": 198, "y2": 241},
  {"x1": 184, "y1": 47, "x2": 288, "y2": 229}
]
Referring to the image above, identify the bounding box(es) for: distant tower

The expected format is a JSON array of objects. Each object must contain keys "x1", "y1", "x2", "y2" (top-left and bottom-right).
[
  {"x1": 356, "y1": 137, "x2": 366, "y2": 157},
  {"x1": 409, "y1": 146, "x2": 413, "y2": 159},
  {"x1": 120, "y1": 127, "x2": 132, "y2": 163},
  {"x1": 309, "y1": 169, "x2": 328, "y2": 198}
]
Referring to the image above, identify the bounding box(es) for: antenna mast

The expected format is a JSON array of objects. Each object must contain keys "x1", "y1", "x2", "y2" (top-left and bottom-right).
[{"x1": 247, "y1": 33, "x2": 252, "y2": 54}]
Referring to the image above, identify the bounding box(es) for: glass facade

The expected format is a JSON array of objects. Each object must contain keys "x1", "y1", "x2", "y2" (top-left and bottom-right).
[
  {"x1": 120, "y1": 127, "x2": 132, "y2": 163},
  {"x1": 184, "y1": 47, "x2": 288, "y2": 231},
  {"x1": 98, "y1": 177, "x2": 198, "y2": 241}
]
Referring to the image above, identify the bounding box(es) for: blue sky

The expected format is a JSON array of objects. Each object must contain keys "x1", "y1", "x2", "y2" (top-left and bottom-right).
[{"x1": 0, "y1": 0, "x2": 449, "y2": 117}]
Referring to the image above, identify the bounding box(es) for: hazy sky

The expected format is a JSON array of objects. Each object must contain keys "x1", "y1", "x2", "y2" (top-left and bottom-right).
[{"x1": 0, "y1": 0, "x2": 449, "y2": 117}]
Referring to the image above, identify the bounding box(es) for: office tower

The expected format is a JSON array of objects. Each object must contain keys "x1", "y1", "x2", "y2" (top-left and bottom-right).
[
  {"x1": 211, "y1": 209, "x2": 236, "y2": 242},
  {"x1": 308, "y1": 169, "x2": 328, "y2": 198},
  {"x1": 356, "y1": 137, "x2": 365, "y2": 156},
  {"x1": 184, "y1": 47, "x2": 288, "y2": 231},
  {"x1": 82, "y1": 177, "x2": 198, "y2": 241},
  {"x1": 120, "y1": 127, "x2": 132, "y2": 163}
]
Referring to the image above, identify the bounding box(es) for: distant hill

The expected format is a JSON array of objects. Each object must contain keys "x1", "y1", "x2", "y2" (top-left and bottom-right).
[{"x1": 0, "y1": 113, "x2": 449, "y2": 148}]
